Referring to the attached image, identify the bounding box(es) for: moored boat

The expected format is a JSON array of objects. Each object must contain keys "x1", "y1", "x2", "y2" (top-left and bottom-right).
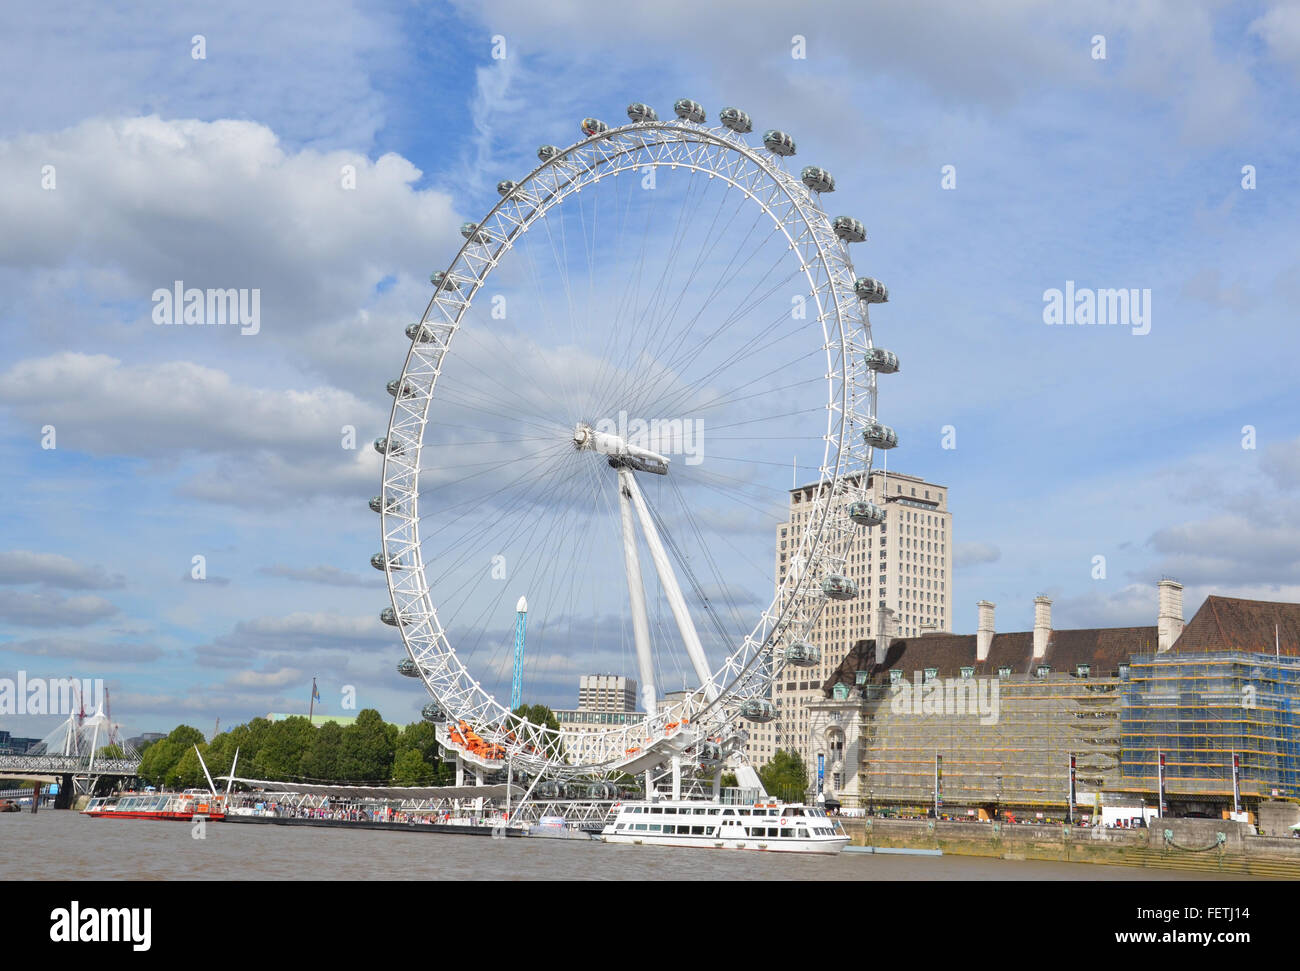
[{"x1": 601, "y1": 799, "x2": 849, "y2": 854}]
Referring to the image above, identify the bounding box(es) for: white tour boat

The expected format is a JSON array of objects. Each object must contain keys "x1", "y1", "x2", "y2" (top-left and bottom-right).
[{"x1": 601, "y1": 799, "x2": 850, "y2": 854}]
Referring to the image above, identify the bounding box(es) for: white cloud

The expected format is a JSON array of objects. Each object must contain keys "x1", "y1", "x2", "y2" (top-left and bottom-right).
[
  {"x1": 0, "y1": 550, "x2": 126, "y2": 589},
  {"x1": 0, "y1": 590, "x2": 118, "y2": 628}
]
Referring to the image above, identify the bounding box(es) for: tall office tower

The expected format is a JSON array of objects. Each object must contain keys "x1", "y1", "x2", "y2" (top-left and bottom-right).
[{"x1": 742, "y1": 470, "x2": 952, "y2": 768}]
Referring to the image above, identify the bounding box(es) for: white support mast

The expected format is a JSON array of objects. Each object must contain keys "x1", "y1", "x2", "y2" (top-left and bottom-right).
[
  {"x1": 617, "y1": 468, "x2": 657, "y2": 716},
  {"x1": 621, "y1": 470, "x2": 717, "y2": 701}
]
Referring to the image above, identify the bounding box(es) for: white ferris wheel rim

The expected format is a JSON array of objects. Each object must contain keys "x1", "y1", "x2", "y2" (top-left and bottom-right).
[{"x1": 378, "y1": 111, "x2": 879, "y2": 774}]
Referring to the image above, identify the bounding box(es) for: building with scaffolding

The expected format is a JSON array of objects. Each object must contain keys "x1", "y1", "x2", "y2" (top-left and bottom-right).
[
  {"x1": 1119, "y1": 596, "x2": 1300, "y2": 807},
  {"x1": 813, "y1": 583, "x2": 1300, "y2": 817}
]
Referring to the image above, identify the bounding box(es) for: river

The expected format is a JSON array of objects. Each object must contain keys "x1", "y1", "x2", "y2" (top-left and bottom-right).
[{"x1": 0, "y1": 811, "x2": 1249, "y2": 880}]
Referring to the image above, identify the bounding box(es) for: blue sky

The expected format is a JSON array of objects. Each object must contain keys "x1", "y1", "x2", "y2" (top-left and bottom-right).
[{"x1": 2, "y1": 0, "x2": 1299, "y2": 741}]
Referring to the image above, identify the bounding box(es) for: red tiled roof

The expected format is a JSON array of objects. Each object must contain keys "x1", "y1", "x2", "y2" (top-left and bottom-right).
[{"x1": 1170, "y1": 595, "x2": 1300, "y2": 656}]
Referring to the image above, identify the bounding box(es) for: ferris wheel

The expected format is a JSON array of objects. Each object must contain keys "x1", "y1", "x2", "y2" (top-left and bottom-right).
[{"x1": 371, "y1": 100, "x2": 897, "y2": 788}]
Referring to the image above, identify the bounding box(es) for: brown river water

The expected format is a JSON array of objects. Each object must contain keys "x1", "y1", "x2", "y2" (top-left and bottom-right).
[{"x1": 0, "y1": 811, "x2": 1249, "y2": 880}]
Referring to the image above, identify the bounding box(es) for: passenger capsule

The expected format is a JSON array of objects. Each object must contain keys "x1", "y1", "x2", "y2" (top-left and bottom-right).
[
  {"x1": 864, "y1": 348, "x2": 900, "y2": 374},
  {"x1": 854, "y1": 277, "x2": 888, "y2": 303},
  {"x1": 368, "y1": 495, "x2": 398, "y2": 514},
  {"x1": 821, "y1": 574, "x2": 858, "y2": 601},
  {"x1": 535, "y1": 781, "x2": 563, "y2": 800},
  {"x1": 848, "y1": 500, "x2": 886, "y2": 527},
  {"x1": 373, "y1": 436, "x2": 405, "y2": 456},
  {"x1": 626, "y1": 103, "x2": 657, "y2": 123},
  {"x1": 785, "y1": 640, "x2": 822, "y2": 666},
  {"x1": 833, "y1": 216, "x2": 866, "y2": 243},
  {"x1": 698, "y1": 741, "x2": 722, "y2": 764},
  {"x1": 674, "y1": 99, "x2": 706, "y2": 123},
  {"x1": 370, "y1": 552, "x2": 390, "y2": 571},
  {"x1": 740, "y1": 698, "x2": 776, "y2": 723},
  {"x1": 496, "y1": 180, "x2": 518, "y2": 197},
  {"x1": 719, "y1": 107, "x2": 752, "y2": 133},
  {"x1": 762, "y1": 130, "x2": 796, "y2": 156},
  {"x1": 460, "y1": 222, "x2": 489, "y2": 244},
  {"x1": 863, "y1": 422, "x2": 899, "y2": 449},
  {"x1": 397, "y1": 657, "x2": 419, "y2": 678},
  {"x1": 421, "y1": 702, "x2": 446, "y2": 724},
  {"x1": 537, "y1": 144, "x2": 561, "y2": 162},
  {"x1": 406, "y1": 322, "x2": 438, "y2": 343},
  {"x1": 580, "y1": 117, "x2": 608, "y2": 137},
  {"x1": 386, "y1": 379, "x2": 416, "y2": 399},
  {"x1": 587, "y1": 782, "x2": 617, "y2": 800},
  {"x1": 801, "y1": 166, "x2": 835, "y2": 193},
  {"x1": 380, "y1": 606, "x2": 401, "y2": 626},
  {"x1": 430, "y1": 270, "x2": 461, "y2": 292}
]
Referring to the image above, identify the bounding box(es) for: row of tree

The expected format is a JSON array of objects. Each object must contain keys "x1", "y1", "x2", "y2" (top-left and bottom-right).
[{"x1": 136, "y1": 709, "x2": 457, "y2": 789}]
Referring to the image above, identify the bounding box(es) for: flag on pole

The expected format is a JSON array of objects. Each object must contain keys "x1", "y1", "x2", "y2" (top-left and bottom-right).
[{"x1": 312, "y1": 679, "x2": 320, "y2": 702}]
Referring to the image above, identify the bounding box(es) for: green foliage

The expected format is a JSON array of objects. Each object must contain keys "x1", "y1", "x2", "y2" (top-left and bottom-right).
[
  {"x1": 137, "y1": 708, "x2": 477, "y2": 788},
  {"x1": 719, "y1": 772, "x2": 739, "y2": 789},
  {"x1": 136, "y1": 724, "x2": 206, "y2": 786},
  {"x1": 511, "y1": 703, "x2": 563, "y2": 760},
  {"x1": 759, "y1": 749, "x2": 810, "y2": 802}
]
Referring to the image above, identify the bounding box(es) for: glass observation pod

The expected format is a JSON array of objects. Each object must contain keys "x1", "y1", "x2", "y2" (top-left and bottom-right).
[
  {"x1": 864, "y1": 348, "x2": 900, "y2": 374},
  {"x1": 406, "y1": 322, "x2": 439, "y2": 343},
  {"x1": 535, "y1": 781, "x2": 563, "y2": 799},
  {"x1": 371, "y1": 552, "x2": 405, "y2": 571},
  {"x1": 496, "y1": 180, "x2": 517, "y2": 197},
  {"x1": 380, "y1": 607, "x2": 402, "y2": 627},
  {"x1": 587, "y1": 782, "x2": 617, "y2": 800},
  {"x1": 698, "y1": 741, "x2": 723, "y2": 763},
  {"x1": 821, "y1": 574, "x2": 858, "y2": 601},
  {"x1": 397, "y1": 657, "x2": 419, "y2": 678},
  {"x1": 719, "y1": 107, "x2": 753, "y2": 133},
  {"x1": 421, "y1": 702, "x2": 445, "y2": 724},
  {"x1": 386, "y1": 379, "x2": 415, "y2": 398},
  {"x1": 430, "y1": 270, "x2": 461, "y2": 291},
  {"x1": 762, "y1": 129, "x2": 796, "y2": 156},
  {"x1": 863, "y1": 422, "x2": 899, "y2": 450},
  {"x1": 626, "y1": 102, "x2": 658, "y2": 123},
  {"x1": 368, "y1": 495, "x2": 398, "y2": 514},
  {"x1": 373, "y1": 436, "x2": 406, "y2": 456},
  {"x1": 537, "y1": 144, "x2": 561, "y2": 162},
  {"x1": 581, "y1": 117, "x2": 608, "y2": 136},
  {"x1": 674, "y1": 98, "x2": 706, "y2": 123},
  {"x1": 785, "y1": 641, "x2": 822, "y2": 666},
  {"x1": 848, "y1": 500, "x2": 886, "y2": 527},
  {"x1": 740, "y1": 698, "x2": 776, "y2": 722},
  {"x1": 833, "y1": 216, "x2": 866, "y2": 243},
  {"x1": 459, "y1": 222, "x2": 490, "y2": 244},
  {"x1": 854, "y1": 277, "x2": 888, "y2": 303},
  {"x1": 801, "y1": 166, "x2": 835, "y2": 193}
]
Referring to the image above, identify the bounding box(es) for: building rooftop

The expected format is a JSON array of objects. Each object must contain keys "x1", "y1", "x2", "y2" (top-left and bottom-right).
[{"x1": 1169, "y1": 595, "x2": 1300, "y2": 656}]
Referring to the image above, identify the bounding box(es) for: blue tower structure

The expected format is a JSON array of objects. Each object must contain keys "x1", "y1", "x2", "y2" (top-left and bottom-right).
[{"x1": 510, "y1": 596, "x2": 528, "y2": 711}]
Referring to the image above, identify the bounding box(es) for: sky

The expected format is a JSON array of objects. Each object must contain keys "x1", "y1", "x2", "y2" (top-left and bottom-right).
[{"x1": 1, "y1": 0, "x2": 1299, "y2": 741}]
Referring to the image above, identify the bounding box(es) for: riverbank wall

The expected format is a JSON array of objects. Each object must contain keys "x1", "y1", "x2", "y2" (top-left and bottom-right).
[{"x1": 842, "y1": 817, "x2": 1300, "y2": 877}]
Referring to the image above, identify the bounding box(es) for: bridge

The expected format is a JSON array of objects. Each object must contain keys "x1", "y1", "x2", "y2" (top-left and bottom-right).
[{"x1": 0, "y1": 703, "x2": 143, "y2": 804}]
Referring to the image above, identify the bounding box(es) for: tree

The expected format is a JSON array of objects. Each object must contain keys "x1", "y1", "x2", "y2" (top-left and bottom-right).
[
  {"x1": 336, "y1": 709, "x2": 398, "y2": 782},
  {"x1": 759, "y1": 749, "x2": 810, "y2": 802},
  {"x1": 391, "y1": 748, "x2": 432, "y2": 785},
  {"x1": 136, "y1": 725, "x2": 206, "y2": 786},
  {"x1": 512, "y1": 703, "x2": 564, "y2": 760}
]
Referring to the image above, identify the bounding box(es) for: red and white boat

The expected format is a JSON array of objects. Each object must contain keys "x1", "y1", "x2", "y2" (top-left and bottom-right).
[{"x1": 82, "y1": 789, "x2": 228, "y2": 821}]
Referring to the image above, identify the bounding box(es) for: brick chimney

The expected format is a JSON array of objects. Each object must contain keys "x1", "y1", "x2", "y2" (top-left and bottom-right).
[
  {"x1": 1157, "y1": 578, "x2": 1184, "y2": 653},
  {"x1": 1033, "y1": 595, "x2": 1052, "y2": 660},
  {"x1": 976, "y1": 601, "x2": 995, "y2": 661},
  {"x1": 875, "y1": 607, "x2": 896, "y2": 666}
]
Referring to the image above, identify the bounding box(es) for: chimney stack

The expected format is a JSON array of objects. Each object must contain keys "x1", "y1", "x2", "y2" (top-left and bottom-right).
[
  {"x1": 1157, "y1": 578, "x2": 1184, "y2": 653},
  {"x1": 976, "y1": 601, "x2": 996, "y2": 662},
  {"x1": 1033, "y1": 595, "x2": 1052, "y2": 660},
  {"x1": 875, "y1": 607, "x2": 896, "y2": 666}
]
